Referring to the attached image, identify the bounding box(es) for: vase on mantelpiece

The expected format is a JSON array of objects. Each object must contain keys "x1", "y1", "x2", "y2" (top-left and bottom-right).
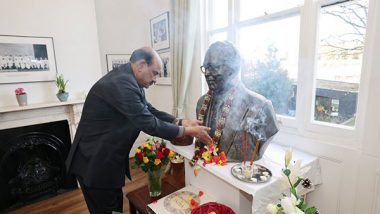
[
  {"x1": 16, "y1": 93, "x2": 28, "y2": 106},
  {"x1": 147, "y1": 169, "x2": 162, "y2": 197}
]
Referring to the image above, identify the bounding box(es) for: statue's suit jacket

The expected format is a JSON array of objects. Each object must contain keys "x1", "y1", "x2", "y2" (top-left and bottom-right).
[
  {"x1": 66, "y1": 63, "x2": 179, "y2": 189},
  {"x1": 196, "y1": 82, "x2": 279, "y2": 162}
]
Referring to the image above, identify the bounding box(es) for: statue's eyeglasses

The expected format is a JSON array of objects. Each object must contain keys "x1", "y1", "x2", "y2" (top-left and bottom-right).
[{"x1": 200, "y1": 64, "x2": 224, "y2": 74}]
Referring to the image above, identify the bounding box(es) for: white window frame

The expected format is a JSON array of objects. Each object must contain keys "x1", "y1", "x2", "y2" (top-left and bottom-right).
[{"x1": 201, "y1": 0, "x2": 373, "y2": 145}]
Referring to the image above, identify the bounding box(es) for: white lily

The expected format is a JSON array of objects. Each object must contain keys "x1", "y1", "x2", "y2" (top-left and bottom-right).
[
  {"x1": 281, "y1": 160, "x2": 311, "y2": 189},
  {"x1": 280, "y1": 194, "x2": 304, "y2": 214},
  {"x1": 266, "y1": 203, "x2": 279, "y2": 214},
  {"x1": 285, "y1": 148, "x2": 292, "y2": 167}
]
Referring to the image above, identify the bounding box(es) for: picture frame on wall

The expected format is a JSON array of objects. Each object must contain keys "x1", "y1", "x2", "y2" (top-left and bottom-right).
[
  {"x1": 106, "y1": 54, "x2": 131, "y2": 72},
  {"x1": 150, "y1": 12, "x2": 170, "y2": 50},
  {"x1": 156, "y1": 51, "x2": 171, "y2": 85},
  {"x1": 0, "y1": 35, "x2": 57, "y2": 84}
]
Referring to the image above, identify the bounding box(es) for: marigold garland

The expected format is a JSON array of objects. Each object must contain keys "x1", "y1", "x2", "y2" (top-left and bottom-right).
[{"x1": 190, "y1": 88, "x2": 235, "y2": 166}]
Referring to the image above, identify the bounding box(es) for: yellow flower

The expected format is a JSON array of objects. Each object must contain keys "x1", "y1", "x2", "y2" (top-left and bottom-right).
[
  {"x1": 169, "y1": 150, "x2": 174, "y2": 158},
  {"x1": 154, "y1": 158, "x2": 161, "y2": 165},
  {"x1": 143, "y1": 157, "x2": 149, "y2": 163},
  {"x1": 136, "y1": 148, "x2": 141, "y2": 153},
  {"x1": 209, "y1": 212, "x2": 216, "y2": 214},
  {"x1": 202, "y1": 151, "x2": 211, "y2": 161},
  {"x1": 143, "y1": 143, "x2": 152, "y2": 150}
]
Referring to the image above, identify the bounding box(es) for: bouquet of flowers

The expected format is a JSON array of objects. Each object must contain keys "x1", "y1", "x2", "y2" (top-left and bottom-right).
[
  {"x1": 15, "y1": 87, "x2": 26, "y2": 95},
  {"x1": 266, "y1": 148, "x2": 319, "y2": 214},
  {"x1": 132, "y1": 137, "x2": 174, "y2": 172}
]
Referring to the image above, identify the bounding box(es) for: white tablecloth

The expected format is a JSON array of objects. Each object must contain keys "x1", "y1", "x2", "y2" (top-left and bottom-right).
[{"x1": 168, "y1": 143, "x2": 322, "y2": 213}]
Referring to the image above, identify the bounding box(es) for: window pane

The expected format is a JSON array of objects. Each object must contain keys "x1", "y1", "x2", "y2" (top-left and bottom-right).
[
  {"x1": 314, "y1": 0, "x2": 368, "y2": 127},
  {"x1": 238, "y1": 16, "x2": 300, "y2": 117},
  {"x1": 209, "y1": 32, "x2": 228, "y2": 44},
  {"x1": 240, "y1": 0, "x2": 303, "y2": 21},
  {"x1": 210, "y1": 0, "x2": 228, "y2": 29}
]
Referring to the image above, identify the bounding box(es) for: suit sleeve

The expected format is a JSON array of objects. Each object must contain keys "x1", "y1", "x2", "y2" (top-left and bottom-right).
[{"x1": 96, "y1": 77, "x2": 179, "y2": 140}]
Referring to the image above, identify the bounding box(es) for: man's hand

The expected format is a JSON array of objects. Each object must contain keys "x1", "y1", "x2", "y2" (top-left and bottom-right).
[
  {"x1": 184, "y1": 126, "x2": 212, "y2": 145},
  {"x1": 181, "y1": 119, "x2": 203, "y2": 127}
]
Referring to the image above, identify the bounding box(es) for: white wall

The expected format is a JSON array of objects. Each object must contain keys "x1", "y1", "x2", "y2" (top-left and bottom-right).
[{"x1": 0, "y1": 0, "x2": 102, "y2": 107}]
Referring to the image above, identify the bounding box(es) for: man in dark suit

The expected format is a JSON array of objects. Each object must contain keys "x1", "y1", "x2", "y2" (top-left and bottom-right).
[{"x1": 66, "y1": 47, "x2": 211, "y2": 214}]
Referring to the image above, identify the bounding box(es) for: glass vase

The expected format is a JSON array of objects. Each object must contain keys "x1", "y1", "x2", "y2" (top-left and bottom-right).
[{"x1": 147, "y1": 169, "x2": 162, "y2": 197}]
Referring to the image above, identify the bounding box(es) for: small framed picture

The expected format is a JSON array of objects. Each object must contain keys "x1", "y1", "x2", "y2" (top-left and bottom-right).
[
  {"x1": 156, "y1": 51, "x2": 171, "y2": 85},
  {"x1": 150, "y1": 12, "x2": 170, "y2": 51},
  {"x1": 0, "y1": 35, "x2": 57, "y2": 84},
  {"x1": 106, "y1": 54, "x2": 130, "y2": 72}
]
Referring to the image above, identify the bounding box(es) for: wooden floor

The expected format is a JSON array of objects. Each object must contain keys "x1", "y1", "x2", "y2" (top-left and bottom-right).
[{"x1": 8, "y1": 160, "x2": 148, "y2": 214}]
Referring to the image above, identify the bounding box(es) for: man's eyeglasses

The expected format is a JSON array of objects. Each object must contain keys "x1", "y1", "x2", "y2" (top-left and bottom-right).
[{"x1": 200, "y1": 64, "x2": 224, "y2": 74}]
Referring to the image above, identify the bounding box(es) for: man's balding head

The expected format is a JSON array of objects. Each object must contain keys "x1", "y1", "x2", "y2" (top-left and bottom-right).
[
  {"x1": 130, "y1": 47, "x2": 161, "y2": 66},
  {"x1": 130, "y1": 47, "x2": 162, "y2": 89}
]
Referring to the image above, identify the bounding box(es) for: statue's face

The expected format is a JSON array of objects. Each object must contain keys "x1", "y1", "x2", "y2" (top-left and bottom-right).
[{"x1": 202, "y1": 50, "x2": 231, "y2": 92}]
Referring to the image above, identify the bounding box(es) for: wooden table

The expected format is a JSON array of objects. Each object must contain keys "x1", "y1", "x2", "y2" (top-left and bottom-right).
[{"x1": 126, "y1": 169, "x2": 185, "y2": 214}]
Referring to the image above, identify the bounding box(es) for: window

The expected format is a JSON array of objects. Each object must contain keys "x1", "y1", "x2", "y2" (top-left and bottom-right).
[
  {"x1": 209, "y1": 0, "x2": 228, "y2": 30},
  {"x1": 203, "y1": 0, "x2": 370, "y2": 137},
  {"x1": 314, "y1": 0, "x2": 368, "y2": 127},
  {"x1": 204, "y1": 0, "x2": 302, "y2": 118},
  {"x1": 238, "y1": 16, "x2": 300, "y2": 117},
  {"x1": 239, "y1": 0, "x2": 303, "y2": 21}
]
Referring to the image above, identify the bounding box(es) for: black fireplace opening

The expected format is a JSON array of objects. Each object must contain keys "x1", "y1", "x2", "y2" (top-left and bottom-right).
[{"x1": 0, "y1": 120, "x2": 77, "y2": 213}]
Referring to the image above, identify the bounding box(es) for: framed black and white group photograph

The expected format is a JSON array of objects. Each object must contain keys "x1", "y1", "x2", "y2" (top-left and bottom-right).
[
  {"x1": 157, "y1": 51, "x2": 171, "y2": 85},
  {"x1": 150, "y1": 12, "x2": 170, "y2": 50},
  {"x1": 0, "y1": 35, "x2": 57, "y2": 84},
  {"x1": 106, "y1": 54, "x2": 131, "y2": 72}
]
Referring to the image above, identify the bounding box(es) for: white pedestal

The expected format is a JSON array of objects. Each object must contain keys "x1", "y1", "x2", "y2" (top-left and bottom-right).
[{"x1": 168, "y1": 143, "x2": 322, "y2": 213}]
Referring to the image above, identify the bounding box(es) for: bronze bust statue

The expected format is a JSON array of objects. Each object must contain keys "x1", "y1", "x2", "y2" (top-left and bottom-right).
[{"x1": 196, "y1": 41, "x2": 279, "y2": 162}]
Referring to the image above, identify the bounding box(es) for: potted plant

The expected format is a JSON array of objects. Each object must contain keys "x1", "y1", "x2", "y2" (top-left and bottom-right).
[
  {"x1": 56, "y1": 74, "x2": 69, "y2": 102},
  {"x1": 15, "y1": 87, "x2": 27, "y2": 106}
]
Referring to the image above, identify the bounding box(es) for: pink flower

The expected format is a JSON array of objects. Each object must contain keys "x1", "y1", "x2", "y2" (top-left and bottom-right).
[{"x1": 15, "y1": 88, "x2": 26, "y2": 95}]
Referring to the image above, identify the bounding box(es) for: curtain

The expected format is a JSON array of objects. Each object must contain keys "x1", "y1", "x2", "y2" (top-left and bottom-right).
[{"x1": 170, "y1": 0, "x2": 200, "y2": 118}]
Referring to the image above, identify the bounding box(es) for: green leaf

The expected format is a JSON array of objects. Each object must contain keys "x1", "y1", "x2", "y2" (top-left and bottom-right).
[
  {"x1": 305, "y1": 207, "x2": 317, "y2": 214},
  {"x1": 293, "y1": 177, "x2": 303, "y2": 188},
  {"x1": 298, "y1": 200, "x2": 307, "y2": 211},
  {"x1": 283, "y1": 169, "x2": 291, "y2": 176},
  {"x1": 290, "y1": 187, "x2": 297, "y2": 199}
]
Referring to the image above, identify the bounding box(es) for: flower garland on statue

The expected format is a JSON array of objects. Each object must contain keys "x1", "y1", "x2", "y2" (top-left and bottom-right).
[{"x1": 190, "y1": 88, "x2": 236, "y2": 167}]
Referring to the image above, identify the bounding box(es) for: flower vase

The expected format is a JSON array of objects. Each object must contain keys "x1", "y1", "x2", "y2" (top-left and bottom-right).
[
  {"x1": 147, "y1": 169, "x2": 162, "y2": 197},
  {"x1": 16, "y1": 93, "x2": 28, "y2": 106}
]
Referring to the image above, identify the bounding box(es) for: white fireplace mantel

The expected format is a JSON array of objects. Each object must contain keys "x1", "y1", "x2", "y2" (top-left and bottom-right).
[{"x1": 0, "y1": 100, "x2": 85, "y2": 140}]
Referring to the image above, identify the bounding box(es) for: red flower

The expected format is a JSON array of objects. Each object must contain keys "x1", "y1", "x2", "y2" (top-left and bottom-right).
[
  {"x1": 190, "y1": 198, "x2": 199, "y2": 209},
  {"x1": 15, "y1": 88, "x2": 25, "y2": 95},
  {"x1": 212, "y1": 155, "x2": 220, "y2": 164},
  {"x1": 156, "y1": 151, "x2": 163, "y2": 159},
  {"x1": 137, "y1": 152, "x2": 143, "y2": 161},
  {"x1": 163, "y1": 148, "x2": 170, "y2": 156}
]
